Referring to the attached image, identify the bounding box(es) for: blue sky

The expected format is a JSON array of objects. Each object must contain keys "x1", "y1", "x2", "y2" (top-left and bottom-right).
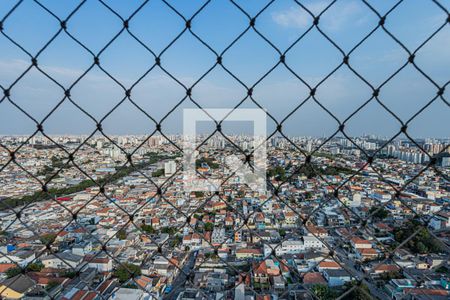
[{"x1": 0, "y1": 0, "x2": 449, "y2": 138}]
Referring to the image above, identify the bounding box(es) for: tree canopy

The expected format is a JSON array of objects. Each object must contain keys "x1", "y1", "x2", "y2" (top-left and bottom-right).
[{"x1": 114, "y1": 263, "x2": 142, "y2": 283}]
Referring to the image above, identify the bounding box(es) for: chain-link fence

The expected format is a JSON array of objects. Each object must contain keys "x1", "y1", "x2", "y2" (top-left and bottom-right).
[{"x1": 0, "y1": 0, "x2": 449, "y2": 299}]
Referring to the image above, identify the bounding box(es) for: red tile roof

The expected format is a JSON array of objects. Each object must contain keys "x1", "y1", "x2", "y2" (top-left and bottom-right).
[
  {"x1": 303, "y1": 272, "x2": 326, "y2": 284},
  {"x1": 0, "y1": 263, "x2": 16, "y2": 273},
  {"x1": 318, "y1": 261, "x2": 341, "y2": 269}
]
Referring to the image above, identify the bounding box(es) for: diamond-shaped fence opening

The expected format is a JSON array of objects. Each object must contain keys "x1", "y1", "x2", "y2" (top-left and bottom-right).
[{"x1": 0, "y1": 0, "x2": 449, "y2": 300}]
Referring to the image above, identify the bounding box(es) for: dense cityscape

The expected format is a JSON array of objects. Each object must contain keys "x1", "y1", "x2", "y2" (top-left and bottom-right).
[{"x1": 0, "y1": 134, "x2": 449, "y2": 300}]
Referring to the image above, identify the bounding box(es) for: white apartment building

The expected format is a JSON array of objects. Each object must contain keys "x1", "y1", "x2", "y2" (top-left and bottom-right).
[{"x1": 164, "y1": 160, "x2": 176, "y2": 177}]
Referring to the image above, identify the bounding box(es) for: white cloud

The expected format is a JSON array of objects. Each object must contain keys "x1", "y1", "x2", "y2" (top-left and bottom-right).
[
  {"x1": 272, "y1": 1, "x2": 365, "y2": 31},
  {"x1": 272, "y1": 2, "x2": 326, "y2": 29},
  {"x1": 272, "y1": 6, "x2": 312, "y2": 29}
]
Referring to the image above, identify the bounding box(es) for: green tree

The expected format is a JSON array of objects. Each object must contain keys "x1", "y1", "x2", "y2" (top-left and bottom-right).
[
  {"x1": 194, "y1": 191, "x2": 205, "y2": 198},
  {"x1": 141, "y1": 224, "x2": 156, "y2": 234},
  {"x1": 117, "y1": 229, "x2": 127, "y2": 240},
  {"x1": 6, "y1": 267, "x2": 22, "y2": 278},
  {"x1": 393, "y1": 219, "x2": 443, "y2": 254},
  {"x1": 267, "y1": 166, "x2": 286, "y2": 181},
  {"x1": 170, "y1": 236, "x2": 182, "y2": 247},
  {"x1": 161, "y1": 227, "x2": 177, "y2": 235},
  {"x1": 40, "y1": 233, "x2": 57, "y2": 245},
  {"x1": 204, "y1": 222, "x2": 214, "y2": 232},
  {"x1": 369, "y1": 206, "x2": 389, "y2": 220},
  {"x1": 63, "y1": 271, "x2": 77, "y2": 278},
  {"x1": 152, "y1": 169, "x2": 164, "y2": 177},
  {"x1": 27, "y1": 262, "x2": 44, "y2": 272},
  {"x1": 341, "y1": 282, "x2": 372, "y2": 300},
  {"x1": 196, "y1": 157, "x2": 220, "y2": 169},
  {"x1": 46, "y1": 281, "x2": 60, "y2": 290},
  {"x1": 435, "y1": 266, "x2": 449, "y2": 275},
  {"x1": 416, "y1": 241, "x2": 427, "y2": 254},
  {"x1": 114, "y1": 263, "x2": 142, "y2": 283},
  {"x1": 379, "y1": 271, "x2": 404, "y2": 281},
  {"x1": 311, "y1": 284, "x2": 337, "y2": 300}
]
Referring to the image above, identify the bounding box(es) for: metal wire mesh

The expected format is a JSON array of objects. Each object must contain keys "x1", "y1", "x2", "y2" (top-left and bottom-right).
[{"x1": 0, "y1": 0, "x2": 449, "y2": 299}]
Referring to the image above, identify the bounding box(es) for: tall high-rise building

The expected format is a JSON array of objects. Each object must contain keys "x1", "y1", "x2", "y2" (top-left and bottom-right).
[
  {"x1": 164, "y1": 160, "x2": 176, "y2": 177},
  {"x1": 96, "y1": 140, "x2": 103, "y2": 149}
]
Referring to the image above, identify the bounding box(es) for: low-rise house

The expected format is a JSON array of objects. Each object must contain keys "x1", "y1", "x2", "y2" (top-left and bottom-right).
[
  {"x1": 0, "y1": 263, "x2": 16, "y2": 276},
  {"x1": 356, "y1": 248, "x2": 379, "y2": 261},
  {"x1": 372, "y1": 264, "x2": 400, "y2": 275},
  {"x1": 0, "y1": 274, "x2": 36, "y2": 299},
  {"x1": 317, "y1": 261, "x2": 341, "y2": 271},
  {"x1": 236, "y1": 248, "x2": 263, "y2": 259},
  {"x1": 72, "y1": 241, "x2": 93, "y2": 256},
  {"x1": 429, "y1": 211, "x2": 450, "y2": 230},
  {"x1": 265, "y1": 240, "x2": 304, "y2": 256},
  {"x1": 272, "y1": 275, "x2": 285, "y2": 291},
  {"x1": 303, "y1": 272, "x2": 327, "y2": 286},
  {"x1": 252, "y1": 262, "x2": 271, "y2": 285},
  {"x1": 323, "y1": 269, "x2": 352, "y2": 287},
  {"x1": 306, "y1": 225, "x2": 328, "y2": 238},
  {"x1": 206, "y1": 272, "x2": 228, "y2": 292},
  {"x1": 403, "y1": 288, "x2": 450, "y2": 298},
  {"x1": 211, "y1": 228, "x2": 226, "y2": 245},
  {"x1": 426, "y1": 255, "x2": 447, "y2": 269},
  {"x1": 303, "y1": 236, "x2": 324, "y2": 249},
  {"x1": 41, "y1": 252, "x2": 83, "y2": 270},
  {"x1": 182, "y1": 233, "x2": 202, "y2": 250},
  {"x1": 110, "y1": 287, "x2": 150, "y2": 300},
  {"x1": 0, "y1": 250, "x2": 35, "y2": 268},
  {"x1": 350, "y1": 237, "x2": 372, "y2": 250},
  {"x1": 83, "y1": 255, "x2": 113, "y2": 272},
  {"x1": 385, "y1": 279, "x2": 416, "y2": 299}
]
